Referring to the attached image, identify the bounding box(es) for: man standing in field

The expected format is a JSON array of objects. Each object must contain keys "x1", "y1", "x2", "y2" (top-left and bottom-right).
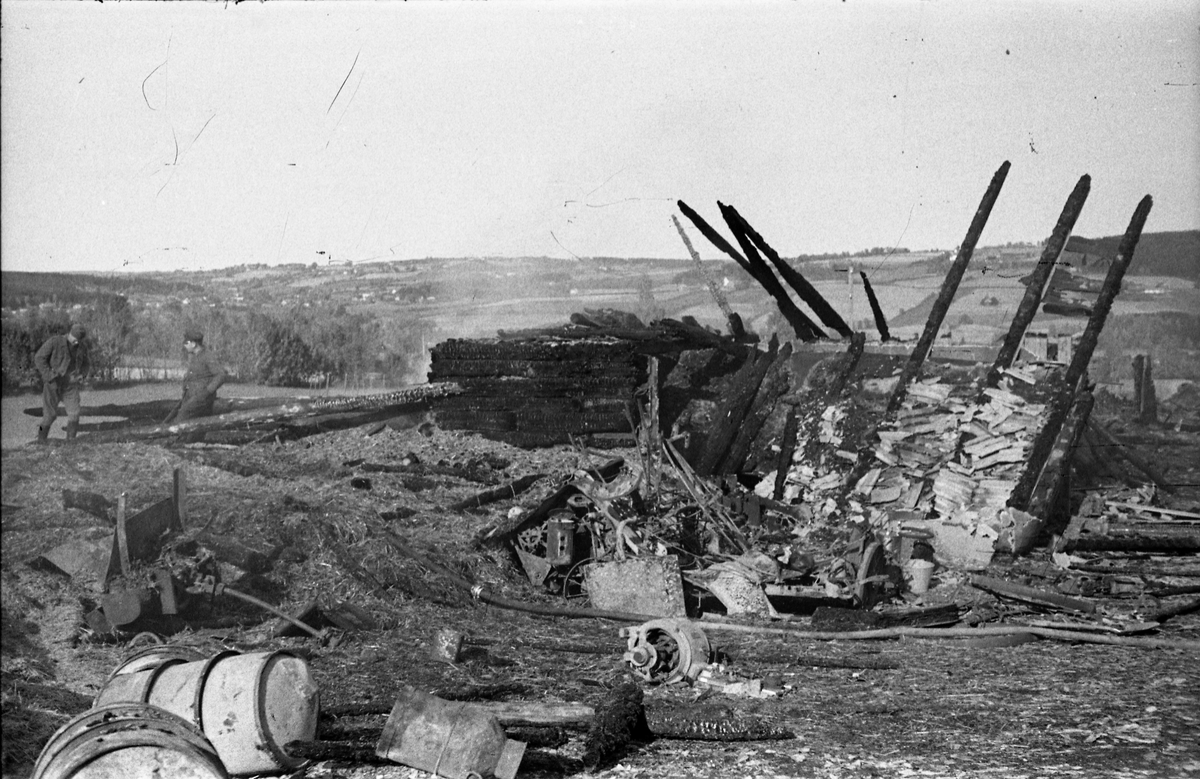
[
  {"x1": 34, "y1": 324, "x2": 90, "y2": 443},
  {"x1": 164, "y1": 329, "x2": 228, "y2": 431}
]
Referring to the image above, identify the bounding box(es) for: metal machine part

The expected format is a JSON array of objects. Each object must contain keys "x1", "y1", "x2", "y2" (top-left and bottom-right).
[
  {"x1": 620, "y1": 618, "x2": 712, "y2": 684},
  {"x1": 545, "y1": 510, "x2": 576, "y2": 567}
]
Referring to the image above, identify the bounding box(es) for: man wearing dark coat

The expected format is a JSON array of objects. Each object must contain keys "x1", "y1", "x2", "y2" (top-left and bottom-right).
[
  {"x1": 164, "y1": 329, "x2": 228, "y2": 428},
  {"x1": 34, "y1": 324, "x2": 90, "y2": 442}
]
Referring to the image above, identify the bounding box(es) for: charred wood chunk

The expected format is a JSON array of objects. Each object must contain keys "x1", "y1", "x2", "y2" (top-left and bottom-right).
[
  {"x1": 583, "y1": 682, "x2": 646, "y2": 770},
  {"x1": 62, "y1": 489, "x2": 115, "y2": 522}
]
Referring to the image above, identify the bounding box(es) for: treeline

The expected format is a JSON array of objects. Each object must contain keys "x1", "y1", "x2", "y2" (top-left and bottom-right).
[
  {"x1": 794, "y1": 247, "x2": 911, "y2": 262},
  {"x1": 1066, "y1": 230, "x2": 1200, "y2": 280},
  {"x1": 1, "y1": 299, "x2": 435, "y2": 391},
  {"x1": 1, "y1": 271, "x2": 206, "y2": 310}
]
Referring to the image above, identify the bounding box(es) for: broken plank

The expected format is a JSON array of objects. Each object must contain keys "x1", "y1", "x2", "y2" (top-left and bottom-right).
[
  {"x1": 1104, "y1": 502, "x2": 1200, "y2": 520},
  {"x1": 970, "y1": 574, "x2": 1097, "y2": 614}
]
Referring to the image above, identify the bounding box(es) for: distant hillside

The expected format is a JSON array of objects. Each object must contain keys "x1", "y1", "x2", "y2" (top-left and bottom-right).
[
  {"x1": 1065, "y1": 230, "x2": 1199, "y2": 280},
  {"x1": 1, "y1": 271, "x2": 205, "y2": 309}
]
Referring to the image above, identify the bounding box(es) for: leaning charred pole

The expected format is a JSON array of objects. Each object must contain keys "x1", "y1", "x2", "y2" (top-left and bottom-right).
[
  {"x1": 671, "y1": 215, "x2": 744, "y2": 339},
  {"x1": 695, "y1": 335, "x2": 780, "y2": 477},
  {"x1": 720, "y1": 341, "x2": 795, "y2": 475},
  {"x1": 1009, "y1": 195, "x2": 1154, "y2": 511},
  {"x1": 678, "y1": 200, "x2": 825, "y2": 341},
  {"x1": 886, "y1": 161, "x2": 1011, "y2": 414},
  {"x1": 859, "y1": 272, "x2": 891, "y2": 342},
  {"x1": 717, "y1": 205, "x2": 829, "y2": 341},
  {"x1": 1025, "y1": 390, "x2": 1095, "y2": 522},
  {"x1": 985, "y1": 174, "x2": 1091, "y2": 389},
  {"x1": 722, "y1": 204, "x2": 854, "y2": 338}
]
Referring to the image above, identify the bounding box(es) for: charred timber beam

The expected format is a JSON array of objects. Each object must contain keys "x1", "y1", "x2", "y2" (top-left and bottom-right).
[
  {"x1": 859, "y1": 272, "x2": 891, "y2": 342},
  {"x1": 722, "y1": 204, "x2": 854, "y2": 338},
  {"x1": 258, "y1": 408, "x2": 413, "y2": 442},
  {"x1": 718, "y1": 203, "x2": 829, "y2": 341},
  {"x1": 887, "y1": 161, "x2": 1011, "y2": 414},
  {"x1": 81, "y1": 384, "x2": 462, "y2": 444},
  {"x1": 450, "y1": 474, "x2": 549, "y2": 512},
  {"x1": 773, "y1": 407, "x2": 800, "y2": 502},
  {"x1": 1069, "y1": 535, "x2": 1200, "y2": 553},
  {"x1": 1009, "y1": 195, "x2": 1154, "y2": 510},
  {"x1": 672, "y1": 214, "x2": 743, "y2": 339},
  {"x1": 24, "y1": 395, "x2": 312, "y2": 421},
  {"x1": 987, "y1": 174, "x2": 1091, "y2": 388},
  {"x1": 720, "y1": 341, "x2": 794, "y2": 474},
  {"x1": 696, "y1": 336, "x2": 779, "y2": 477},
  {"x1": 970, "y1": 574, "x2": 1096, "y2": 613},
  {"x1": 1062, "y1": 195, "x2": 1152, "y2": 395},
  {"x1": 677, "y1": 200, "x2": 824, "y2": 341},
  {"x1": 1133, "y1": 354, "x2": 1158, "y2": 424},
  {"x1": 1026, "y1": 391, "x2": 1094, "y2": 522},
  {"x1": 656, "y1": 319, "x2": 750, "y2": 357}
]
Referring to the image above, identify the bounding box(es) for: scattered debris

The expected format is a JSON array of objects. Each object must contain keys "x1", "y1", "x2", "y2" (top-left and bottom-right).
[{"x1": 375, "y1": 686, "x2": 526, "y2": 779}]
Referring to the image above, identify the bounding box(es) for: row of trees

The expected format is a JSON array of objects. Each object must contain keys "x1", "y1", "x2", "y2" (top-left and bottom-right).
[{"x1": 1, "y1": 298, "x2": 436, "y2": 392}]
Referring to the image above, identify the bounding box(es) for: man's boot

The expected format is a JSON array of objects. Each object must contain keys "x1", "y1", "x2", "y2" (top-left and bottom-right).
[
  {"x1": 35, "y1": 425, "x2": 50, "y2": 444},
  {"x1": 65, "y1": 420, "x2": 78, "y2": 441}
]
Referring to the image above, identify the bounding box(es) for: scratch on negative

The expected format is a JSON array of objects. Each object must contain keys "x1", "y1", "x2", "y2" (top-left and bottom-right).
[
  {"x1": 142, "y1": 61, "x2": 165, "y2": 110},
  {"x1": 156, "y1": 113, "x2": 217, "y2": 197},
  {"x1": 327, "y1": 49, "x2": 361, "y2": 115}
]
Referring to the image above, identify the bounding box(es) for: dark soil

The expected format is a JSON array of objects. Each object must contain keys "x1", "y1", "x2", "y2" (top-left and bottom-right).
[{"x1": 2, "y1": 414, "x2": 1198, "y2": 779}]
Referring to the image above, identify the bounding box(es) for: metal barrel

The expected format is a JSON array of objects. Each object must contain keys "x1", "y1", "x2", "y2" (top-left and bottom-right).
[
  {"x1": 93, "y1": 645, "x2": 208, "y2": 708},
  {"x1": 199, "y1": 651, "x2": 320, "y2": 774},
  {"x1": 107, "y1": 645, "x2": 208, "y2": 679},
  {"x1": 94, "y1": 650, "x2": 319, "y2": 775},
  {"x1": 32, "y1": 703, "x2": 227, "y2": 779}
]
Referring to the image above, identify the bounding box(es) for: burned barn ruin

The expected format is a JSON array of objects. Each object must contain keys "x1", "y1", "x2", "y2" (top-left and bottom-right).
[
  {"x1": 13, "y1": 163, "x2": 1199, "y2": 779},
  {"x1": 415, "y1": 163, "x2": 1174, "y2": 617}
]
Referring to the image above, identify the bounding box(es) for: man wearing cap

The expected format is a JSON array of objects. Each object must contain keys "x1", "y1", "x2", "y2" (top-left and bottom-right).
[
  {"x1": 33, "y1": 324, "x2": 91, "y2": 442},
  {"x1": 164, "y1": 329, "x2": 228, "y2": 428}
]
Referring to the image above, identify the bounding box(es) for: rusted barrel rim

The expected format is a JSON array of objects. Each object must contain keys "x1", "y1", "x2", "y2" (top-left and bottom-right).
[
  {"x1": 252, "y1": 650, "x2": 311, "y2": 769},
  {"x1": 39, "y1": 723, "x2": 224, "y2": 779},
  {"x1": 32, "y1": 703, "x2": 219, "y2": 779},
  {"x1": 192, "y1": 650, "x2": 240, "y2": 732},
  {"x1": 105, "y1": 644, "x2": 207, "y2": 683}
]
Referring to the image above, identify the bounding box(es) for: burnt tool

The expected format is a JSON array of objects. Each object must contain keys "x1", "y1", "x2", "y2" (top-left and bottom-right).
[{"x1": 187, "y1": 575, "x2": 326, "y2": 640}]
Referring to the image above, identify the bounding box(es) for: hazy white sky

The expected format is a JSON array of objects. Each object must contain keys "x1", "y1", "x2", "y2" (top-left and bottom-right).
[{"x1": 2, "y1": 1, "x2": 1197, "y2": 274}]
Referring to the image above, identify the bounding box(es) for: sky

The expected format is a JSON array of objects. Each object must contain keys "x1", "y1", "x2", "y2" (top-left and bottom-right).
[{"x1": 2, "y1": 1, "x2": 1197, "y2": 274}]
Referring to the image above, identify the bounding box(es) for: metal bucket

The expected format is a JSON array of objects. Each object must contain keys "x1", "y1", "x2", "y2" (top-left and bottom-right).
[
  {"x1": 94, "y1": 650, "x2": 319, "y2": 775},
  {"x1": 200, "y1": 651, "x2": 320, "y2": 774},
  {"x1": 93, "y1": 645, "x2": 208, "y2": 708},
  {"x1": 32, "y1": 702, "x2": 226, "y2": 779},
  {"x1": 145, "y1": 651, "x2": 239, "y2": 730}
]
